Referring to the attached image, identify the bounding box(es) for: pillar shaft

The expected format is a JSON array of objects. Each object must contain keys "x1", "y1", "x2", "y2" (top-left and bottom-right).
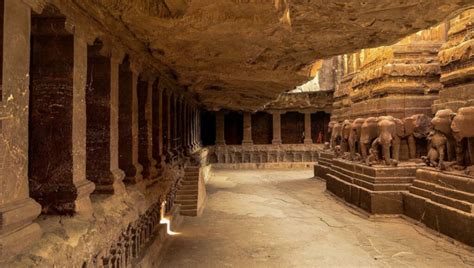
[
  {"x1": 131, "y1": 70, "x2": 143, "y2": 182},
  {"x1": 109, "y1": 54, "x2": 126, "y2": 193},
  {"x1": 0, "y1": 0, "x2": 42, "y2": 258},
  {"x1": 146, "y1": 79, "x2": 158, "y2": 178},
  {"x1": 216, "y1": 111, "x2": 225, "y2": 145},
  {"x1": 304, "y1": 112, "x2": 313, "y2": 144},
  {"x1": 242, "y1": 112, "x2": 253, "y2": 145},
  {"x1": 272, "y1": 112, "x2": 282, "y2": 145}
]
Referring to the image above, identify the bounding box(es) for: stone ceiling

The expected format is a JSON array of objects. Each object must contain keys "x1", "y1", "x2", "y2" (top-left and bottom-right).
[{"x1": 74, "y1": 0, "x2": 472, "y2": 111}]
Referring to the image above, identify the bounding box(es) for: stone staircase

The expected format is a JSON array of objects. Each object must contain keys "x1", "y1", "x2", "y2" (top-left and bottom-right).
[{"x1": 175, "y1": 165, "x2": 200, "y2": 216}]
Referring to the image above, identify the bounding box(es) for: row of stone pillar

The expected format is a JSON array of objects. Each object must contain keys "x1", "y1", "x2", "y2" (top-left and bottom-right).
[
  {"x1": 215, "y1": 111, "x2": 313, "y2": 145},
  {"x1": 0, "y1": 0, "x2": 202, "y2": 259}
]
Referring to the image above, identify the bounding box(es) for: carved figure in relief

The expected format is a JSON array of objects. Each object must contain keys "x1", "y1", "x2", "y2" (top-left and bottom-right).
[
  {"x1": 403, "y1": 114, "x2": 432, "y2": 159},
  {"x1": 348, "y1": 118, "x2": 365, "y2": 161},
  {"x1": 360, "y1": 117, "x2": 379, "y2": 162}
]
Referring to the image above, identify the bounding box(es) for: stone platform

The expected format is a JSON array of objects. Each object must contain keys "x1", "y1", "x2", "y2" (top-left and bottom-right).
[
  {"x1": 326, "y1": 159, "x2": 422, "y2": 214},
  {"x1": 403, "y1": 168, "x2": 474, "y2": 246},
  {"x1": 313, "y1": 151, "x2": 334, "y2": 180}
]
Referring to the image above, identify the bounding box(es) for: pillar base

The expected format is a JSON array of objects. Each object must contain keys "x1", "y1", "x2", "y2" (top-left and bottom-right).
[
  {"x1": 272, "y1": 139, "x2": 282, "y2": 145},
  {"x1": 242, "y1": 140, "x2": 253, "y2": 146},
  {"x1": 304, "y1": 139, "x2": 313, "y2": 145},
  {"x1": 0, "y1": 198, "x2": 42, "y2": 260}
]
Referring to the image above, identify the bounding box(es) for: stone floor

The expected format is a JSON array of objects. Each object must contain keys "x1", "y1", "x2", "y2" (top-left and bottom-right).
[{"x1": 159, "y1": 169, "x2": 474, "y2": 267}]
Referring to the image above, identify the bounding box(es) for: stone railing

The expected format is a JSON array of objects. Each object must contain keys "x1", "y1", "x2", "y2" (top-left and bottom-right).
[{"x1": 208, "y1": 144, "x2": 323, "y2": 164}]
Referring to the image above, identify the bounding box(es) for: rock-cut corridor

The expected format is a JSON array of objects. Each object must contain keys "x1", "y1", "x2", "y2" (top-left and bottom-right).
[{"x1": 160, "y1": 169, "x2": 474, "y2": 267}]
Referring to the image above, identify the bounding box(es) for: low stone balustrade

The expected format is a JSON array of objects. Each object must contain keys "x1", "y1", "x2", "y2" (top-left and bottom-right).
[{"x1": 209, "y1": 144, "x2": 323, "y2": 166}]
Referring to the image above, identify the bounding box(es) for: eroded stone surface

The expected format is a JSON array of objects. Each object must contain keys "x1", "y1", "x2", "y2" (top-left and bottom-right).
[{"x1": 51, "y1": 0, "x2": 472, "y2": 110}]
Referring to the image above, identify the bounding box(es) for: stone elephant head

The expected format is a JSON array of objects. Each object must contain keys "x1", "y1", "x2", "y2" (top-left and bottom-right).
[
  {"x1": 403, "y1": 114, "x2": 432, "y2": 159},
  {"x1": 432, "y1": 109, "x2": 458, "y2": 162},
  {"x1": 330, "y1": 121, "x2": 342, "y2": 149},
  {"x1": 377, "y1": 116, "x2": 403, "y2": 165},
  {"x1": 349, "y1": 118, "x2": 365, "y2": 160},
  {"x1": 431, "y1": 109, "x2": 456, "y2": 136},
  {"x1": 340, "y1": 120, "x2": 352, "y2": 152},
  {"x1": 451, "y1": 106, "x2": 474, "y2": 142}
]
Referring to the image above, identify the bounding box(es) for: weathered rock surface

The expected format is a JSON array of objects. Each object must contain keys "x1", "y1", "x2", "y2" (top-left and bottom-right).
[{"x1": 56, "y1": 1, "x2": 473, "y2": 110}]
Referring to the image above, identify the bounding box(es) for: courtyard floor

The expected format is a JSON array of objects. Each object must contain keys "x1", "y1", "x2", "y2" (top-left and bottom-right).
[{"x1": 160, "y1": 169, "x2": 474, "y2": 267}]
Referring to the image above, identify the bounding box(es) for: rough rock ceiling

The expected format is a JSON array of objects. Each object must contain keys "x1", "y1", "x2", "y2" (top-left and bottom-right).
[{"x1": 76, "y1": 0, "x2": 472, "y2": 111}]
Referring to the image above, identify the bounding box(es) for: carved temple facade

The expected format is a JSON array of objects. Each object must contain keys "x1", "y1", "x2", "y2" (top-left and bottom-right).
[{"x1": 316, "y1": 9, "x2": 474, "y2": 247}]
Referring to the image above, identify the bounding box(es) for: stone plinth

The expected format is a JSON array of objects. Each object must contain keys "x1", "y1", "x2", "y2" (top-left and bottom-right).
[
  {"x1": 313, "y1": 151, "x2": 334, "y2": 180},
  {"x1": 403, "y1": 168, "x2": 474, "y2": 246},
  {"x1": 326, "y1": 159, "x2": 421, "y2": 214}
]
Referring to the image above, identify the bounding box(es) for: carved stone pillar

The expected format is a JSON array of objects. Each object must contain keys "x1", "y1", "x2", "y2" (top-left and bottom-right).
[
  {"x1": 86, "y1": 41, "x2": 125, "y2": 194},
  {"x1": 137, "y1": 76, "x2": 158, "y2": 180},
  {"x1": 216, "y1": 110, "x2": 226, "y2": 145},
  {"x1": 304, "y1": 112, "x2": 313, "y2": 144},
  {"x1": 109, "y1": 50, "x2": 126, "y2": 194},
  {"x1": 152, "y1": 81, "x2": 163, "y2": 174},
  {"x1": 29, "y1": 12, "x2": 94, "y2": 215},
  {"x1": 119, "y1": 59, "x2": 142, "y2": 184},
  {"x1": 165, "y1": 91, "x2": 173, "y2": 161},
  {"x1": 242, "y1": 112, "x2": 253, "y2": 145},
  {"x1": 192, "y1": 107, "x2": 198, "y2": 149},
  {"x1": 272, "y1": 112, "x2": 282, "y2": 145},
  {"x1": 130, "y1": 65, "x2": 144, "y2": 182},
  {"x1": 0, "y1": 0, "x2": 42, "y2": 258}
]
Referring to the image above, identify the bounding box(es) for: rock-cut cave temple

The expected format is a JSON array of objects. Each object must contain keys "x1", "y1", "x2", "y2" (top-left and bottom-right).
[{"x1": 1, "y1": 0, "x2": 474, "y2": 267}]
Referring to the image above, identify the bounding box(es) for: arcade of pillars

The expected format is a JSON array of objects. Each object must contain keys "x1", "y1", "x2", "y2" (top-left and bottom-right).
[
  {"x1": 0, "y1": 1, "x2": 203, "y2": 265},
  {"x1": 1, "y1": 0, "x2": 474, "y2": 266}
]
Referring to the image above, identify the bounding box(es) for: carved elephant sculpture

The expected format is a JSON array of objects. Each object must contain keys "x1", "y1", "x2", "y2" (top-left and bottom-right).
[
  {"x1": 431, "y1": 109, "x2": 459, "y2": 163},
  {"x1": 330, "y1": 121, "x2": 342, "y2": 149},
  {"x1": 340, "y1": 120, "x2": 352, "y2": 153},
  {"x1": 376, "y1": 116, "x2": 404, "y2": 166},
  {"x1": 422, "y1": 130, "x2": 447, "y2": 168},
  {"x1": 348, "y1": 118, "x2": 365, "y2": 160},
  {"x1": 360, "y1": 117, "x2": 379, "y2": 162},
  {"x1": 403, "y1": 114, "x2": 432, "y2": 159},
  {"x1": 451, "y1": 106, "x2": 474, "y2": 168}
]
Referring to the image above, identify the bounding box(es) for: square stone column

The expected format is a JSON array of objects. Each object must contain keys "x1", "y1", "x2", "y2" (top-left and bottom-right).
[
  {"x1": 304, "y1": 112, "x2": 313, "y2": 144},
  {"x1": 0, "y1": 0, "x2": 42, "y2": 259},
  {"x1": 146, "y1": 78, "x2": 159, "y2": 178},
  {"x1": 152, "y1": 81, "x2": 163, "y2": 174},
  {"x1": 242, "y1": 112, "x2": 253, "y2": 145},
  {"x1": 215, "y1": 110, "x2": 226, "y2": 145},
  {"x1": 109, "y1": 51, "x2": 126, "y2": 194},
  {"x1": 165, "y1": 91, "x2": 173, "y2": 162},
  {"x1": 272, "y1": 112, "x2": 282, "y2": 145},
  {"x1": 119, "y1": 59, "x2": 141, "y2": 184},
  {"x1": 29, "y1": 13, "x2": 94, "y2": 216},
  {"x1": 85, "y1": 41, "x2": 125, "y2": 195},
  {"x1": 130, "y1": 65, "x2": 144, "y2": 182}
]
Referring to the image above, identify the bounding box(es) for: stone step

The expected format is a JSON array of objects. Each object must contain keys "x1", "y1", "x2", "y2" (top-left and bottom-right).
[
  {"x1": 180, "y1": 185, "x2": 197, "y2": 190},
  {"x1": 175, "y1": 199, "x2": 196, "y2": 205},
  {"x1": 181, "y1": 180, "x2": 198, "y2": 186},
  {"x1": 409, "y1": 184, "x2": 474, "y2": 213},
  {"x1": 181, "y1": 204, "x2": 198, "y2": 210},
  {"x1": 180, "y1": 209, "x2": 197, "y2": 216},
  {"x1": 185, "y1": 166, "x2": 200, "y2": 171},
  {"x1": 183, "y1": 176, "x2": 199, "y2": 181},
  {"x1": 177, "y1": 189, "x2": 198, "y2": 195},
  {"x1": 175, "y1": 194, "x2": 197, "y2": 201},
  {"x1": 413, "y1": 179, "x2": 474, "y2": 204},
  {"x1": 416, "y1": 169, "x2": 474, "y2": 194},
  {"x1": 185, "y1": 172, "x2": 200, "y2": 177}
]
